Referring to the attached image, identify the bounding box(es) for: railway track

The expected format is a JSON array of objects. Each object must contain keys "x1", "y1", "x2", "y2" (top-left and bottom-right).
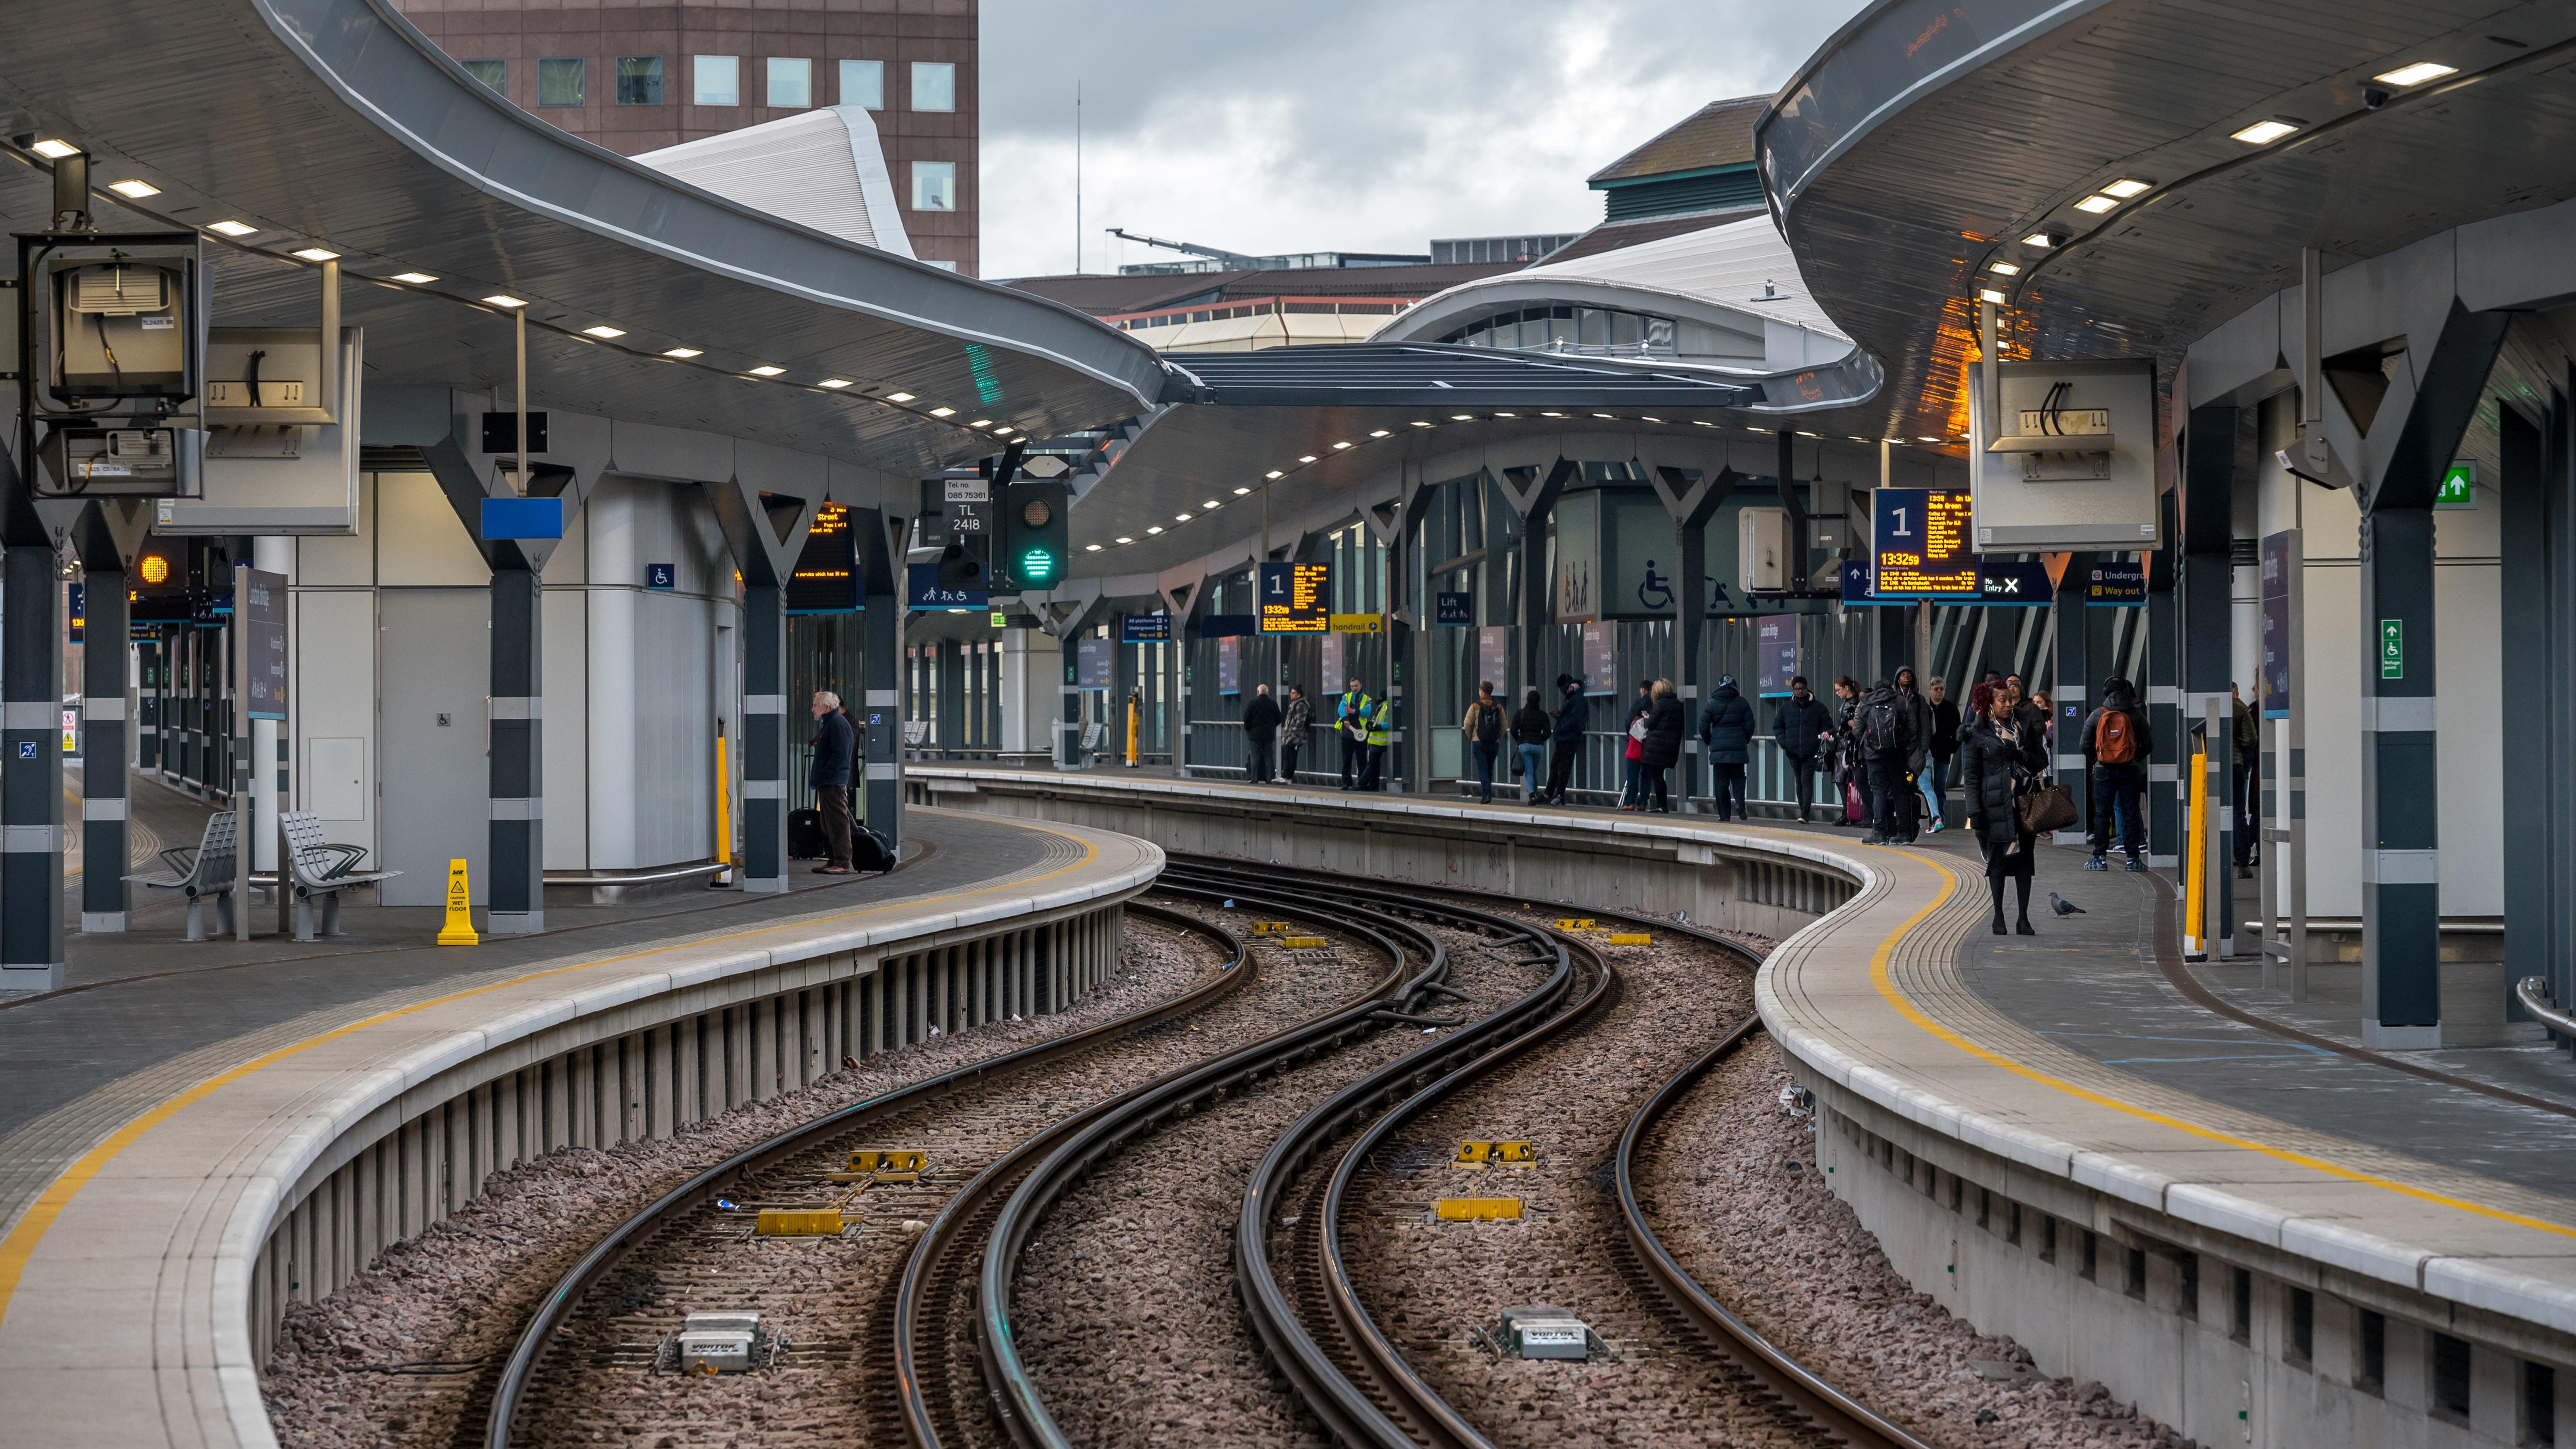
[{"x1": 477, "y1": 859, "x2": 1939, "y2": 1449}]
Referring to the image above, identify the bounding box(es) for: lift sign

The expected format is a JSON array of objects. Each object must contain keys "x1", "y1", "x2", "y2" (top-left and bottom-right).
[
  {"x1": 1258, "y1": 560, "x2": 1330, "y2": 634},
  {"x1": 1871, "y1": 489, "x2": 1978, "y2": 597}
]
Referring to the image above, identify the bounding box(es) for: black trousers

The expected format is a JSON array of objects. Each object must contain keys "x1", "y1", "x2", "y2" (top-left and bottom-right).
[
  {"x1": 1279, "y1": 742, "x2": 1302, "y2": 785},
  {"x1": 2232, "y1": 757, "x2": 2259, "y2": 866},
  {"x1": 1546, "y1": 739, "x2": 1581, "y2": 799},
  {"x1": 818, "y1": 784, "x2": 855, "y2": 869},
  {"x1": 1245, "y1": 732, "x2": 1274, "y2": 782},
  {"x1": 1865, "y1": 754, "x2": 1908, "y2": 838},
  {"x1": 1784, "y1": 753, "x2": 1820, "y2": 820},
  {"x1": 1359, "y1": 743, "x2": 1386, "y2": 791},
  {"x1": 1341, "y1": 733, "x2": 1363, "y2": 787}
]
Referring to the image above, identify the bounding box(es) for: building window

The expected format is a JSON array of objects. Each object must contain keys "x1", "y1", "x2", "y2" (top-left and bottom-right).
[
  {"x1": 923, "y1": 259, "x2": 959, "y2": 273},
  {"x1": 2287, "y1": 1288, "x2": 2313, "y2": 1367},
  {"x1": 839, "y1": 59, "x2": 884, "y2": 110},
  {"x1": 912, "y1": 60, "x2": 956, "y2": 112},
  {"x1": 693, "y1": 55, "x2": 739, "y2": 106},
  {"x1": 537, "y1": 57, "x2": 585, "y2": 108},
  {"x1": 461, "y1": 59, "x2": 507, "y2": 95},
  {"x1": 768, "y1": 57, "x2": 812, "y2": 109},
  {"x1": 911, "y1": 161, "x2": 956, "y2": 212},
  {"x1": 615, "y1": 56, "x2": 664, "y2": 105},
  {"x1": 2525, "y1": 1362, "x2": 2556, "y2": 1447},
  {"x1": 2433, "y1": 1333, "x2": 2474, "y2": 1424}
]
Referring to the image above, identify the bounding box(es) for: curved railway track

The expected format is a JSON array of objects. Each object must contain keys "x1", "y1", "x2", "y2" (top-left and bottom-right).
[{"x1": 479, "y1": 856, "x2": 1939, "y2": 1449}]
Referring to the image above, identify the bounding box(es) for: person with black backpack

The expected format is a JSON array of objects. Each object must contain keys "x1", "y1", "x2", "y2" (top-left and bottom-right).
[
  {"x1": 1856, "y1": 679, "x2": 1915, "y2": 846},
  {"x1": 1460, "y1": 680, "x2": 1504, "y2": 803},
  {"x1": 2079, "y1": 674, "x2": 2154, "y2": 871}
]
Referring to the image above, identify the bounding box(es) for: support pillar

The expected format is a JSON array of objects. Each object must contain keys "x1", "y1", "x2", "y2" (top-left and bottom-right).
[
  {"x1": 81, "y1": 562, "x2": 129, "y2": 931},
  {"x1": 2146, "y1": 504, "x2": 2182, "y2": 867},
  {"x1": 2499, "y1": 399, "x2": 2556, "y2": 1028},
  {"x1": 1509, "y1": 460, "x2": 1574, "y2": 689},
  {"x1": 488, "y1": 565, "x2": 544, "y2": 932},
  {"x1": 860, "y1": 518, "x2": 903, "y2": 847},
  {"x1": 743, "y1": 582, "x2": 787, "y2": 892},
  {"x1": 2182, "y1": 408, "x2": 2242, "y2": 954},
  {"x1": 2360, "y1": 506, "x2": 2441, "y2": 1046},
  {"x1": 2050, "y1": 552, "x2": 2092, "y2": 839},
  {"x1": 3, "y1": 544, "x2": 64, "y2": 988}
]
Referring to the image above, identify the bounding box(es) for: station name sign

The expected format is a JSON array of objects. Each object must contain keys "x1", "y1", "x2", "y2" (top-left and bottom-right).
[{"x1": 1257, "y1": 560, "x2": 1330, "y2": 634}]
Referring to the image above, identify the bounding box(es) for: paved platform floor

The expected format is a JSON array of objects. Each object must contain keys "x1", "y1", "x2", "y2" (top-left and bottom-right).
[{"x1": 0, "y1": 800, "x2": 1063, "y2": 1228}]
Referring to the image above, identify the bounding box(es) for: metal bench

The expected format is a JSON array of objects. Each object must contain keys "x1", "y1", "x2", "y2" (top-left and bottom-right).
[
  {"x1": 122, "y1": 810, "x2": 238, "y2": 941},
  {"x1": 281, "y1": 810, "x2": 399, "y2": 942}
]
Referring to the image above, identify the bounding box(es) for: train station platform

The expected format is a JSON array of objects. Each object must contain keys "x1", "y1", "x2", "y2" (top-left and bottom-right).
[
  {"x1": 912, "y1": 764, "x2": 2576, "y2": 1444},
  {"x1": 0, "y1": 806, "x2": 1158, "y2": 1449}
]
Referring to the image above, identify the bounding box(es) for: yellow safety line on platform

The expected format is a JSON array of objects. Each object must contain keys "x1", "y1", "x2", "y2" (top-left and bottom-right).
[
  {"x1": 0, "y1": 823, "x2": 1106, "y2": 1324},
  {"x1": 1869, "y1": 848, "x2": 2576, "y2": 1242}
]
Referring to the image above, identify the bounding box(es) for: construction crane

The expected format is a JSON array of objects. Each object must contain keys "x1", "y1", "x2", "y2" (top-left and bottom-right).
[{"x1": 1103, "y1": 228, "x2": 1262, "y2": 269}]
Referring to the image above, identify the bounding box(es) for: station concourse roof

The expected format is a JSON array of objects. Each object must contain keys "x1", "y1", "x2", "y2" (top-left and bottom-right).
[
  {"x1": 1757, "y1": 0, "x2": 2576, "y2": 445},
  {"x1": 0, "y1": 0, "x2": 1169, "y2": 477}
]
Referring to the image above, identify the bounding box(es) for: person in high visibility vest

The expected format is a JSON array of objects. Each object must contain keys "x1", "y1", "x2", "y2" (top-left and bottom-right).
[
  {"x1": 1358, "y1": 693, "x2": 1394, "y2": 792},
  {"x1": 1337, "y1": 680, "x2": 1373, "y2": 791}
]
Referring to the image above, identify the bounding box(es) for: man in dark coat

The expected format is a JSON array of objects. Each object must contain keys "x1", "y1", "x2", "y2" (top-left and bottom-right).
[
  {"x1": 808, "y1": 690, "x2": 858, "y2": 874},
  {"x1": 1241, "y1": 683, "x2": 1282, "y2": 783},
  {"x1": 1770, "y1": 675, "x2": 1833, "y2": 823},
  {"x1": 1698, "y1": 674, "x2": 1756, "y2": 821},
  {"x1": 1544, "y1": 674, "x2": 1590, "y2": 805},
  {"x1": 1855, "y1": 679, "x2": 1916, "y2": 846},
  {"x1": 1637, "y1": 681, "x2": 1685, "y2": 813}
]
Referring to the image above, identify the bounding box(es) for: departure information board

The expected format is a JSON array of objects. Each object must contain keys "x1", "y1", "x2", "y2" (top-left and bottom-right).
[
  {"x1": 786, "y1": 503, "x2": 862, "y2": 614},
  {"x1": 1871, "y1": 488, "x2": 1978, "y2": 597},
  {"x1": 1258, "y1": 560, "x2": 1330, "y2": 633}
]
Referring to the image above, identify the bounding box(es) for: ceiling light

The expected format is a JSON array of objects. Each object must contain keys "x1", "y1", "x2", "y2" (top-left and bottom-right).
[
  {"x1": 1332, "y1": 441, "x2": 1351, "y2": 450},
  {"x1": 817, "y1": 378, "x2": 852, "y2": 389},
  {"x1": 1266, "y1": 470, "x2": 1285, "y2": 479},
  {"x1": 2073, "y1": 194, "x2": 2119, "y2": 214},
  {"x1": 1642, "y1": 416, "x2": 1664, "y2": 424},
  {"x1": 2374, "y1": 61, "x2": 2456, "y2": 87},
  {"x1": 749, "y1": 365, "x2": 785, "y2": 377},
  {"x1": 1298, "y1": 454, "x2": 1317, "y2": 463},
  {"x1": 1410, "y1": 421, "x2": 1432, "y2": 428},
  {"x1": 391, "y1": 271, "x2": 438, "y2": 284},
  {"x1": 1116, "y1": 536, "x2": 1134, "y2": 545},
  {"x1": 1494, "y1": 411, "x2": 1518, "y2": 418},
  {"x1": 1086, "y1": 543, "x2": 1103, "y2": 551},
  {"x1": 207, "y1": 220, "x2": 257, "y2": 238},
  {"x1": 1146, "y1": 526, "x2": 1164, "y2": 535},
  {"x1": 29, "y1": 139, "x2": 79, "y2": 160},
  {"x1": 1200, "y1": 500, "x2": 1218, "y2": 510},
  {"x1": 1541, "y1": 411, "x2": 1566, "y2": 418},
  {"x1": 2020, "y1": 232, "x2": 2056, "y2": 249},
  {"x1": 2231, "y1": 118, "x2": 2301, "y2": 145},
  {"x1": 1979, "y1": 288, "x2": 2009, "y2": 304},
  {"x1": 1987, "y1": 260, "x2": 2020, "y2": 275},
  {"x1": 970, "y1": 419, "x2": 993, "y2": 428},
  {"x1": 1450, "y1": 413, "x2": 1474, "y2": 421},
  {"x1": 662, "y1": 347, "x2": 702, "y2": 358},
  {"x1": 582, "y1": 325, "x2": 626, "y2": 339},
  {"x1": 1592, "y1": 412, "x2": 1615, "y2": 419},
  {"x1": 291, "y1": 247, "x2": 341, "y2": 261},
  {"x1": 929, "y1": 406, "x2": 956, "y2": 417},
  {"x1": 1175, "y1": 513, "x2": 1192, "y2": 521},
  {"x1": 1918, "y1": 435, "x2": 1941, "y2": 442},
  {"x1": 1369, "y1": 429, "x2": 1390, "y2": 438},
  {"x1": 1797, "y1": 430, "x2": 1821, "y2": 438},
  {"x1": 2101, "y1": 178, "x2": 2152, "y2": 199},
  {"x1": 107, "y1": 179, "x2": 159, "y2": 199},
  {"x1": 1692, "y1": 420, "x2": 1715, "y2": 427},
  {"x1": 483, "y1": 294, "x2": 527, "y2": 308},
  {"x1": 1233, "y1": 486, "x2": 1252, "y2": 495}
]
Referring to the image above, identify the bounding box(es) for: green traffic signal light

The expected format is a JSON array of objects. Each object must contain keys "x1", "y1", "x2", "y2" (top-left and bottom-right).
[
  {"x1": 998, "y1": 480, "x2": 1069, "y2": 591},
  {"x1": 1020, "y1": 547, "x2": 1059, "y2": 584}
]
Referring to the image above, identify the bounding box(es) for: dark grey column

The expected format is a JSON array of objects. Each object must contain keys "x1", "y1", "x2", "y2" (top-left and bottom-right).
[
  {"x1": 82, "y1": 565, "x2": 130, "y2": 931},
  {"x1": 2, "y1": 545, "x2": 65, "y2": 989},
  {"x1": 2050, "y1": 551, "x2": 2092, "y2": 838},
  {"x1": 1675, "y1": 516, "x2": 1706, "y2": 805},
  {"x1": 860, "y1": 527, "x2": 903, "y2": 847},
  {"x1": 1511, "y1": 459, "x2": 1574, "y2": 688},
  {"x1": 488, "y1": 565, "x2": 544, "y2": 933},
  {"x1": 2359, "y1": 506, "x2": 2441, "y2": 1045},
  {"x1": 743, "y1": 582, "x2": 787, "y2": 892},
  {"x1": 2499, "y1": 399, "x2": 2555, "y2": 1029},
  {"x1": 2182, "y1": 408, "x2": 2242, "y2": 950},
  {"x1": 135, "y1": 637, "x2": 160, "y2": 772},
  {"x1": 2146, "y1": 513, "x2": 2181, "y2": 867}
]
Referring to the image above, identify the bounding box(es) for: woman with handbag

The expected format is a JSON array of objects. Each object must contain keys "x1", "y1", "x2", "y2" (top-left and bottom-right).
[{"x1": 1960, "y1": 685, "x2": 2050, "y2": 935}]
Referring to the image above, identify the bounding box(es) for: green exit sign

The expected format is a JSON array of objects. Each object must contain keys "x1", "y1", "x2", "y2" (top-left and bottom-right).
[
  {"x1": 2436, "y1": 460, "x2": 2476, "y2": 510},
  {"x1": 2381, "y1": 619, "x2": 2403, "y2": 680}
]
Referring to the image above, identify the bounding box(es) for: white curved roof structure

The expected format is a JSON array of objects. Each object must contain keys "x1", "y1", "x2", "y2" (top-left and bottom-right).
[
  {"x1": 1372, "y1": 213, "x2": 1849, "y2": 373},
  {"x1": 636, "y1": 105, "x2": 915, "y2": 259}
]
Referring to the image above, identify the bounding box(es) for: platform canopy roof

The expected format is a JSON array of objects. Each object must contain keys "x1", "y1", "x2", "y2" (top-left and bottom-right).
[
  {"x1": 1758, "y1": 0, "x2": 2576, "y2": 446},
  {"x1": 0, "y1": 0, "x2": 1168, "y2": 478}
]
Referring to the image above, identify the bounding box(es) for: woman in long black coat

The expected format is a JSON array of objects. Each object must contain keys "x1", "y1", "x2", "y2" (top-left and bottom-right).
[
  {"x1": 1958, "y1": 687, "x2": 2047, "y2": 935},
  {"x1": 1637, "y1": 679, "x2": 1686, "y2": 814}
]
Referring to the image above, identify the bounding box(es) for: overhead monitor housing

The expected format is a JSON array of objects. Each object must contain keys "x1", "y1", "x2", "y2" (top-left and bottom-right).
[{"x1": 1967, "y1": 357, "x2": 2158, "y2": 551}]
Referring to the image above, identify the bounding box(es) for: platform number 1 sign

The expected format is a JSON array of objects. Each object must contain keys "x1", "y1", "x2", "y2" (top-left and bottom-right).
[{"x1": 2380, "y1": 619, "x2": 2403, "y2": 680}]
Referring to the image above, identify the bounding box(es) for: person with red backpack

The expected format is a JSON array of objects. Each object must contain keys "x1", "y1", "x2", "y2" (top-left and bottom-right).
[{"x1": 2079, "y1": 675, "x2": 2154, "y2": 871}]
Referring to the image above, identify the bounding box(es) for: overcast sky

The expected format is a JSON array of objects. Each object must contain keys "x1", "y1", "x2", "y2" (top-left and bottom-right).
[{"x1": 976, "y1": 1, "x2": 1870, "y2": 281}]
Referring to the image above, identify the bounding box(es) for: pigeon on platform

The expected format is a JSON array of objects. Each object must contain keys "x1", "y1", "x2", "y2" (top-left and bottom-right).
[{"x1": 2049, "y1": 893, "x2": 2086, "y2": 917}]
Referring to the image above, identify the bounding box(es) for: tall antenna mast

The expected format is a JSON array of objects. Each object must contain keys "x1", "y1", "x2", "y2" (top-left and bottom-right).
[{"x1": 1074, "y1": 82, "x2": 1083, "y2": 274}]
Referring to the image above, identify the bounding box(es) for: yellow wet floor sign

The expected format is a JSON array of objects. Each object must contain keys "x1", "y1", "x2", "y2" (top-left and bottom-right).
[{"x1": 436, "y1": 858, "x2": 479, "y2": 946}]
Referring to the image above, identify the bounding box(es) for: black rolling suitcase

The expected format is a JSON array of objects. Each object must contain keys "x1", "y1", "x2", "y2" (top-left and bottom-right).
[
  {"x1": 851, "y1": 824, "x2": 897, "y2": 873},
  {"x1": 787, "y1": 808, "x2": 826, "y2": 859}
]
